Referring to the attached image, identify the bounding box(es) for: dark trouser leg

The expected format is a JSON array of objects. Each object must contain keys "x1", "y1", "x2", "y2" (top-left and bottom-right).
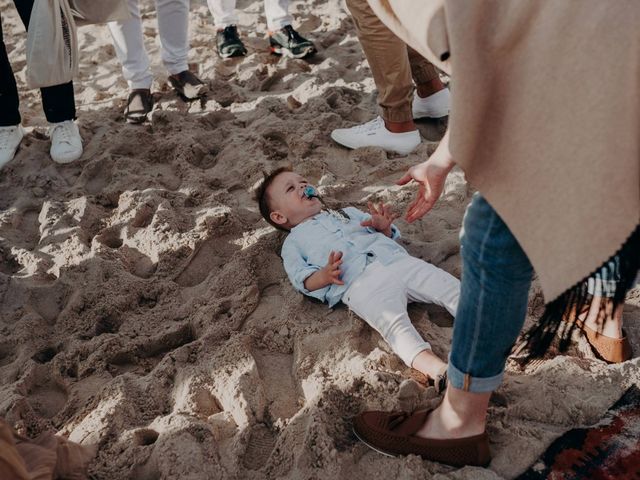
[
  {"x1": 0, "y1": 12, "x2": 21, "y2": 126},
  {"x1": 13, "y1": 0, "x2": 76, "y2": 123}
]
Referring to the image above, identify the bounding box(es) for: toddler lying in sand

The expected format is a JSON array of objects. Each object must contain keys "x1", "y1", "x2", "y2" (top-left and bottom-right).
[{"x1": 254, "y1": 167, "x2": 460, "y2": 388}]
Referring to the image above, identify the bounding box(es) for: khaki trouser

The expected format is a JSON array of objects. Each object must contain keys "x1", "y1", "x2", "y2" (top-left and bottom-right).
[{"x1": 346, "y1": 0, "x2": 440, "y2": 123}]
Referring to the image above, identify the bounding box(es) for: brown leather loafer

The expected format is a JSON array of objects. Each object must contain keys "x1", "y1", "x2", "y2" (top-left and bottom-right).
[{"x1": 353, "y1": 409, "x2": 491, "y2": 467}]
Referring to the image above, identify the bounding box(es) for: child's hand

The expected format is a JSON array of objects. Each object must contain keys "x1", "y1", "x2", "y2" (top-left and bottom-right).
[
  {"x1": 320, "y1": 250, "x2": 345, "y2": 286},
  {"x1": 303, "y1": 251, "x2": 344, "y2": 291},
  {"x1": 361, "y1": 202, "x2": 397, "y2": 237}
]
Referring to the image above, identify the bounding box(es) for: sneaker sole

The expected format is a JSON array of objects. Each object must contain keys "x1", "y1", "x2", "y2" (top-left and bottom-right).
[
  {"x1": 413, "y1": 111, "x2": 449, "y2": 120},
  {"x1": 330, "y1": 131, "x2": 419, "y2": 156},
  {"x1": 352, "y1": 427, "x2": 397, "y2": 458},
  {"x1": 126, "y1": 113, "x2": 148, "y2": 125},
  {"x1": 218, "y1": 48, "x2": 247, "y2": 59},
  {"x1": 270, "y1": 45, "x2": 316, "y2": 59},
  {"x1": 51, "y1": 150, "x2": 83, "y2": 164}
]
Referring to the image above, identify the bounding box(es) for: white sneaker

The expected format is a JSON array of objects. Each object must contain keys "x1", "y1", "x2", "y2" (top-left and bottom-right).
[
  {"x1": 330, "y1": 116, "x2": 421, "y2": 155},
  {"x1": 0, "y1": 124, "x2": 25, "y2": 169},
  {"x1": 49, "y1": 120, "x2": 83, "y2": 164},
  {"x1": 412, "y1": 88, "x2": 450, "y2": 119}
]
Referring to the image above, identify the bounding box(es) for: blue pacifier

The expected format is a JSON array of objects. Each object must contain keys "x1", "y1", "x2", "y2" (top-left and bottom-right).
[{"x1": 303, "y1": 185, "x2": 319, "y2": 199}]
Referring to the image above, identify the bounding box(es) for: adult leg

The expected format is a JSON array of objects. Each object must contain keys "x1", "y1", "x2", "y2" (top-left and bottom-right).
[
  {"x1": 585, "y1": 257, "x2": 623, "y2": 338},
  {"x1": 107, "y1": 0, "x2": 153, "y2": 89},
  {"x1": 0, "y1": 12, "x2": 24, "y2": 168},
  {"x1": 0, "y1": 12, "x2": 21, "y2": 127},
  {"x1": 156, "y1": 0, "x2": 189, "y2": 76},
  {"x1": 408, "y1": 46, "x2": 450, "y2": 119},
  {"x1": 13, "y1": 0, "x2": 75, "y2": 123},
  {"x1": 417, "y1": 193, "x2": 534, "y2": 440},
  {"x1": 263, "y1": 0, "x2": 292, "y2": 31},
  {"x1": 331, "y1": 0, "x2": 419, "y2": 155},
  {"x1": 158, "y1": 0, "x2": 208, "y2": 99},
  {"x1": 345, "y1": 0, "x2": 413, "y2": 126},
  {"x1": 207, "y1": 0, "x2": 239, "y2": 29}
]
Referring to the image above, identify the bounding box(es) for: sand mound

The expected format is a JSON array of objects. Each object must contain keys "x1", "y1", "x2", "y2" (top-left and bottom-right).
[{"x1": 1, "y1": 1, "x2": 639, "y2": 478}]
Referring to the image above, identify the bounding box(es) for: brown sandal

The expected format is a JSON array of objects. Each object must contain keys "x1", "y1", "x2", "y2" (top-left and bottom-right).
[
  {"x1": 353, "y1": 409, "x2": 491, "y2": 467},
  {"x1": 576, "y1": 320, "x2": 632, "y2": 363}
]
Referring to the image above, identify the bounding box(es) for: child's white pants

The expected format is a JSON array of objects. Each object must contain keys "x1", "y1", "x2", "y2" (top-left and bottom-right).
[
  {"x1": 108, "y1": 0, "x2": 190, "y2": 89},
  {"x1": 207, "y1": 0, "x2": 292, "y2": 31},
  {"x1": 342, "y1": 256, "x2": 460, "y2": 367}
]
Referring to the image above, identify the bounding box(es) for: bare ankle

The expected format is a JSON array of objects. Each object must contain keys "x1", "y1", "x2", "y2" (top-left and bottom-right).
[
  {"x1": 416, "y1": 386, "x2": 489, "y2": 439},
  {"x1": 423, "y1": 404, "x2": 485, "y2": 438},
  {"x1": 416, "y1": 78, "x2": 445, "y2": 98},
  {"x1": 411, "y1": 349, "x2": 446, "y2": 380}
]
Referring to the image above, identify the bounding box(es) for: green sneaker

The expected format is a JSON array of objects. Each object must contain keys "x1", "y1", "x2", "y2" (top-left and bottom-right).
[
  {"x1": 269, "y1": 25, "x2": 316, "y2": 59},
  {"x1": 216, "y1": 25, "x2": 247, "y2": 58}
]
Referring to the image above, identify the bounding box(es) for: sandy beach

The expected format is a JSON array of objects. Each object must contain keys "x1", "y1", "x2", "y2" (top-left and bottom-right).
[{"x1": 1, "y1": 0, "x2": 639, "y2": 478}]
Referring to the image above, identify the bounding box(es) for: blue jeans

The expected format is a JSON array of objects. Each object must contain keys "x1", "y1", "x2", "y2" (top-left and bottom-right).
[{"x1": 448, "y1": 194, "x2": 534, "y2": 393}]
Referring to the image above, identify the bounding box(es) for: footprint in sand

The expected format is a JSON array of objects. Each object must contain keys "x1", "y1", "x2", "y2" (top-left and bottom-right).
[
  {"x1": 239, "y1": 349, "x2": 301, "y2": 470},
  {"x1": 27, "y1": 282, "x2": 71, "y2": 325},
  {"x1": 0, "y1": 342, "x2": 16, "y2": 368},
  {"x1": 27, "y1": 377, "x2": 68, "y2": 420},
  {"x1": 107, "y1": 323, "x2": 196, "y2": 376},
  {"x1": 81, "y1": 157, "x2": 114, "y2": 196},
  {"x1": 133, "y1": 428, "x2": 159, "y2": 446},
  {"x1": 0, "y1": 247, "x2": 21, "y2": 275},
  {"x1": 251, "y1": 349, "x2": 301, "y2": 422},
  {"x1": 94, "y1": 228, "x2": 123, "y2": 249},
  {"x1": 243, "y1": 424, "x2": 277, "y2": 471},
  {"x1": 174, "y1": 237, "x2": 240, "y2": 287},
  {"x1": 261, "y1": 131, "x2": 289, "y2": 160},
  {"x1": 31, "y1": 345, "x2": 60, "y2": 364},
  {"x1": 13, "y1": 208, "x2": 41, "y2": 251}
]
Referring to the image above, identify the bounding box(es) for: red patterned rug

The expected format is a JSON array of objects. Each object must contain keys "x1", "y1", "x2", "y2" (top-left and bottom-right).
[{"x1": 518, "y1": 385, "x2": 640, "y2": 479}]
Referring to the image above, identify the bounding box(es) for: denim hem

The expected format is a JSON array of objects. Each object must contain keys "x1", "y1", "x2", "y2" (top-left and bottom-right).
[{"x1": 447, "y1": 361, "x2": 503, "y2": 393}]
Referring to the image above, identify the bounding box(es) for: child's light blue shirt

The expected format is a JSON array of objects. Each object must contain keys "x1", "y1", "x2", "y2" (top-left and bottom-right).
[{"x1": 281, "y1": 207, "x2": 407, "y2": 307}]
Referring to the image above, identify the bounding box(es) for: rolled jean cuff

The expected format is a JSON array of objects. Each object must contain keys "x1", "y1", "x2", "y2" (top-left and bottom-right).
[
  {"x1": 380, "y1": 104, "x2": 413, "y2": 123},
  {"x1": 405, "y1": 343, "x2": 432, "y2": 368},
  {"x1": 447, "y1": 360, "x2": 504, "y2": 393}
]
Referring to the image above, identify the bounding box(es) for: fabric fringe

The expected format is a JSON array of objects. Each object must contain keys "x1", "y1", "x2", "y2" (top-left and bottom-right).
[{"x1": 521, "y1": 222, "x2": 640, "y2": 361}]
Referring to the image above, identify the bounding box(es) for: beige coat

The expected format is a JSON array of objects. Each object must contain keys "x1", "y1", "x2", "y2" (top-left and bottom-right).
[{"x1": 369, "y1": 0, "x2": 640, "y2": 302}]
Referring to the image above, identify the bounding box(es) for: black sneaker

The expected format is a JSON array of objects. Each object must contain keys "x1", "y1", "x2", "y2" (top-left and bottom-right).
[
  {"x1": 269, "y1": 25, "x2": 316, "y2": 59},
  {"x1": 168, "y1": 70, "x2": 208, "y2": 100},
  {"x1": 124, "y1": 89, "x2": 153, "y2": 124},
  {"x1": 216, "y1": 25, "x2": 247, "y2": 58}
]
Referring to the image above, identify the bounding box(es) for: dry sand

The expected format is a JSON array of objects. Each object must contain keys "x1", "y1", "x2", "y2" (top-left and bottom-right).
[{"x1": 1, "y1": 0, "x2": 639, "y2": 478}]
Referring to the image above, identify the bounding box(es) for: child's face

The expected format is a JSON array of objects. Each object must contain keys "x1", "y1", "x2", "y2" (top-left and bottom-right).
[{"x1": 268, "y1": 171, "x2": 322, "y2": 229}]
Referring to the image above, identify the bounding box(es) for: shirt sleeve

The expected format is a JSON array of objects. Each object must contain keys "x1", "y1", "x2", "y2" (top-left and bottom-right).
[
  {"x1": 281, "y1": 238, "x2": 331, "y2": 303},
  {"x1": 344, "y1": 207, "x2": 401, "y2": 240}
]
